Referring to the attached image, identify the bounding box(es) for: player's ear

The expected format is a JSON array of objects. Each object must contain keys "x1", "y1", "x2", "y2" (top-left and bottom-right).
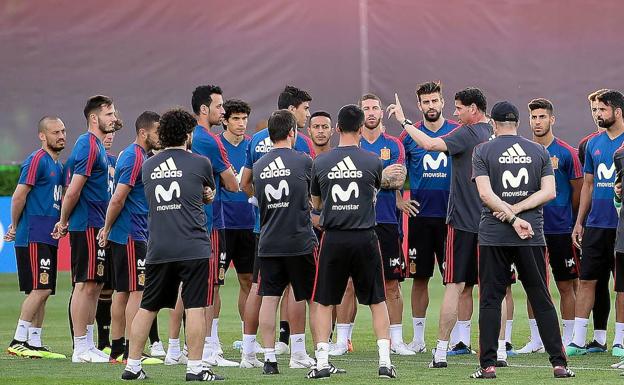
[
  {"x1": 38, "y1": 131, "x2": 46, "y2": 142},
  {"x1": 200, "y1": 104, "x2": 209, "y2": 116}
]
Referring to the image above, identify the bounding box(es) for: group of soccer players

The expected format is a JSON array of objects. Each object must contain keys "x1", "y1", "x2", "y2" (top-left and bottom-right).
[{"x1": 5, "y1": 81, "x2": 624, "y2": 380}]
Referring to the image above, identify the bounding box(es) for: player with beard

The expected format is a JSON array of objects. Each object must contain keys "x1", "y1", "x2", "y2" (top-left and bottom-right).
[
  {"x1": 388, "y1": 88, "x2": 493, "y2": 368},
  {"x1": 52, "y1": 95, "x2": 117, "y2": 363},
  {"x1": 568, "y1": 90, "x2": 624, "y2": 356},
  {"x1": 358, "y1": 94, "x2": 410, "y2": 355},
  {"x1": 398, "y1": 82, "x2": 459, "y2": 353},
  {"x1": 190, "y1": 85, "x2": 239, "y2": 367},
  {"x1": 5, "y1": 117, "x2": 66, "y2": 359}
]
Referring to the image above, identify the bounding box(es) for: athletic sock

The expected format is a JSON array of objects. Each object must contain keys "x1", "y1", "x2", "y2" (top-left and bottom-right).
[
  {"x1": 449, "y1": 322, "x2": 459, "y2": 347},
  {"x1": 124, "y1": 339, "x2": 130, "y2": 360},
  {"x1": 279, "y1": 321, "x2": 290, "y2": 345},
  {"x1": 86, "y1": 324, "x2": 96, "y2": 350},
  {"x1": 335, "y1": 323, "x2": 350, "y2": 346},
  {"x1": 497, "y1": 339, "x2": 507, "y2": 361},
  {"x1": 562, "y1": 319, "x2": 574, "y2": 346},
  {"x1": 290, "y1": 333, "x2": 306, "y2": 354},
  {"x1": 572, "y1": 317, "x2": 589, "y2": 347},
  {"x1": 412, "y1": 317, "x2": 426, "y2": 345},
  {"x1": 14, "y1": 319, "x2": 30, "y2": 342},
  {"x1": 457, "y1": 320, "x2": 471, "y2": 346},
  {"x1": 168, "y1": 338, "x2": 181, "y2": 357},
  {"x1": 434, "y1": 340, "x2": 448, "y2": 362},
  {"x1": 377, "y1": 339, "x2": 391, "y2": 367},
  {"x1": 614, "y1": 323, "x2": 624, "y2": 347},
  {"x1": 126, "y1": 358, "x2": 142, "y2": 374},
  {"x1": 149, "y1": 317, "x2": 160, "y2": 344},
  {"x1": 528, "y1": 318, "x2": 542, "y2": 346},
  {"x1": 315, "y1": 342, "x2": 329, "y2": 369},
  {"x1": 27, "y1": 327, "x2": 42, "y2": 347},
  {"x1": 242, "y1": 334, "x2": 256, "y2": 356},
  {"x1": 210, "y1": 318, "x2": 220, "y2": 346},
  {"x1": 186, "y1": 359, "x2": 203, "y2": 375},
  {"x1": 74, "y1": 335, "x2": 88, "y2": 354},
  {"x1": 505, "y1": 320, "x2": 513, "y2": 344},
  {"x1": 95, "y1": 299, "x2": 111, "y2": 349},
  {"x1": 348, "y1": 322, "x2": 354, "y2": 340},
  {"x1": 389, "y1": 324, "x2": 404, "y2": 346},
  {"x1": 264, "y1": 348, "x2": 277, "y2": 363},
  {"x1": 594, "y1": 329, "x2": 607, "y2": 345},
  {"x1": 110, "y1": 337, "x2": 125, "y2": 358}
]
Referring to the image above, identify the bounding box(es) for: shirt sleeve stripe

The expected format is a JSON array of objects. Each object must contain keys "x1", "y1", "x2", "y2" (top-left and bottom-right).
[
  {"x1": 299, "y1": 133, "x2": 316, "y2": 159},
  {"x1": 25, "y1": 149, "x2": 45, "y2": 185},
  {"x1": 206, "y1": 129, "x2": 232, "y2": 169},
  {"x1": 556, "y1": 139, "x2": 583, "y2": 178},
  {"x1": 386, "y1": 134, "x2": 406, "y2": 164},
  {"x1": 129, "y1": 145, "x2": 144, "y2": 186},
  {"x1": 85, "y1": 134, "x2": 97, "y2": 176}
]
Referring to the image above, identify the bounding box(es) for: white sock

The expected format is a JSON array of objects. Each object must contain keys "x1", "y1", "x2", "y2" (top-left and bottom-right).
[
  {"x1": 74, "y1": 335, "x2": 88, "y2": 354},
  {"x1": 126, "y1": 358, "x2": 142, "y2": 373},
  {"x1": 449, "y1": 322, "x2": 459, "y2": 347},
  {"x1": 505, "y1": 320, "x2": 513, "y2": 344},
  {"x1": 434, "y1": 340, "x2": 448, "y2": 362},
  {"x1": 315, "y1": 342, "x2": 329, "y2": 369},
  {"x1": 377, "y1": 339, "x2": 391, "y2": 367},
  {"x1": 242, "y1": 334, "x2": 257, "y2": 356},
  {"x1": 241, "y1": 321, "x2": 245, "y2": 335},
  {"x1": 86, "y1": 324, "x2": 95, "y2": 349},
  {"x1": 167, "y1": 338, "x2": 181, "y2": 357},
  {"x1": 594, "y1": 329, "x2": 607, "y2": 345},
  {"x1": 348, "y1": 322, "x2": 354, "y2": 340},
  {"x1": 27, "y1": 327, "x2": 42, "y2": 347},
  {"x1": 264, "y1": 348, "x2": 277, "y2": 363},
  {"x1": 336, "y1": 323, "x2": 350, "y2": 346},
  {"x1": 389, "y1": 324, "x2": 404, "y2": 346},
  {"x1": 528, "y1": 318, "x2": 542, "y2": 346},
  {"x1": 290, "y1": 333, "x2": 306, "y2": 354},
  {"x1": 572, "y1": 317, "x2": 589, "y2": 347},
  {"x1": 412, "y1": 317, "x2": 426, "y2": 345},
  {"x1": 562, "y1": 320, "x2": 574, "y2": 346},
  {"x1": 211, "y1": 319, "x2": 220, "y2": 345},
  {"x1": 186, "y1": 359, "x2": 203, "y2": 375},
  {"x1": 497, "y1": 339, "x2": 507, "y2": 361},
  {"x1": 13, "y1": 319, "x2": 30, "y2": 342},
  {"x1": 457, "y1": 320, "x2": 471, "y2": 346},
  {"x1": 614, "y1": 323, "x2": 624, "y2": 347}
]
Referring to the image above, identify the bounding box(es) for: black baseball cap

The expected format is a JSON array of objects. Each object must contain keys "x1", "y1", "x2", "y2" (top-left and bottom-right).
[{"x1": 490, "y1": 101, "x2": 519, "y2": 122}]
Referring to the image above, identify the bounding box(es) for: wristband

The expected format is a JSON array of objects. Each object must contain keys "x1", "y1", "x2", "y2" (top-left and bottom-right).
[
  {"x1": 509, "y1": 215, "x2": 517, "y2": 225},
  {"x1": 311, "y1": 208, "x2": 321, "y2": 215}
]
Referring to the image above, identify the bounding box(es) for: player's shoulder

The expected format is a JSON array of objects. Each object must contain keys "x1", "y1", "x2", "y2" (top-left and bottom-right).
[
  {"x1": 586, "y1": 130, "x2": 607, "y2": 147},
  {"x1": 445, "y1": 119, "x2": 461, "y2": 128},
  {"x1": 23, "y1": 148, "x2": 46, "y2": 164},
  {"x1": 382, "y1": 132, "x2": 403, "y2": 147},
  {"x1": 552, "y1": 137, "x2": 578, "y2": 157},
  {"x1": 579, "y1": 130, "x2": 601, "y2": 147}
]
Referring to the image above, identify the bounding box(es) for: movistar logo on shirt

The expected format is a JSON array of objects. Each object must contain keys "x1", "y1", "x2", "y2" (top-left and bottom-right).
[
  {"x1": 151, "y1": 157, "x2": 182, "y2": 179},
  {"x1": 265, "y1": 180, "x2": 290, "y2": 208},
  {"x1": 501, "y1": 168, "x2": 529, "y2": 197},
  {"x1": 328, "y1": 156, "x2": 362, "y2": 179},
  {"x1": 260, "y1": 157, "x2": 291, "y2": 179},
  {"x1": 499, "y1": 144, "x2": 532, "y2": 164},
  {"x1": 596, "y1": 162, "x2": 616, "y2": 188},
  {"x1": 255, "y1": 137, "x2": 273, "y2": 154},
  {"x1": 422, "y1": 153, "x2": 448, "y2": 178}
]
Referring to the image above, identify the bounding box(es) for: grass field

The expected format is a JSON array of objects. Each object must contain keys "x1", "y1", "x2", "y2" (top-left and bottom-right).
[{"x1": 0, "y1": 271, "x2": 621, "y2": 384}]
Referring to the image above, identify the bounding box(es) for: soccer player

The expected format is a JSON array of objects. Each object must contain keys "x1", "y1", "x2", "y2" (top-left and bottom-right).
[
  {"x1": 253, "y1": 110, "x2": 317, "y2": 374},
  {"x1": 514, "y1": 99, "x2": 581, "y2": 352},
  {"x1": 471, "y1": 101, "x2": 573, "y2": 379},
  {"x1": 97, "y1": 111, "x2": 161, "y2": 362},
  {"x1": 568, "y1": 90, "x2": 624, "y2": 356},
  {"x1": 308, "y1": 111, "x2": 334, "y2": 156},
  {"x1": 52, "y1": 95, "x2": 117, "y2": 363},
  {"x1": 309, "y1": 104, "x2": 395, "y2": 379},
  {"x1": 121, "y1": 108, "x2": 223, "y2": 381},
  {"x1": 388, "y1": 88, "x2": 492, "y2": 367},
  {"x1": 398, "y1": 81, "x2": 459, "y2": 353},
  {"x1": 358, "y1": 94, "x2": 410, "y2": 355},
  {"x1": 5, "y1": 117, "x2": 66, "y2": 359},
  {"x1": 239, "y1": 85, "x2": 316, "y2": 369},
  {"x1": 190, "y1": 85, "x2": 239, "y2": 367}
]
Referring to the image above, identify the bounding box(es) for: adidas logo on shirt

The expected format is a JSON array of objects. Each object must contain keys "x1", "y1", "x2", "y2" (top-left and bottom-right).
[
  {"x1": 498, "y1": 143, "x2": 532, "y2": 164},
  {"x1": 151, "y1": 157, "x2": 183, "y2": 179},
  {"x1": 260, "y1": 157, "x2": 291, "y2": 179},
  {"x1": 328, "y1": 156, "x2": 362, "y2": 179},
  {"x1": 255, "y1": 137, "x2": 273, "y2": 154}
]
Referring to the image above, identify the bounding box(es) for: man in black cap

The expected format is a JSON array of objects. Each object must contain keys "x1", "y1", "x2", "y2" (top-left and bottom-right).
[{"x1": 470, "y1": 101, "x2": 573, "y2": 379}]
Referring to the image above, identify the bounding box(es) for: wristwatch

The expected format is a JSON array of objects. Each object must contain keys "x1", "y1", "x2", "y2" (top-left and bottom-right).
[{"x1": 401, "y1": 119, "x2": 413, "y2": 128}]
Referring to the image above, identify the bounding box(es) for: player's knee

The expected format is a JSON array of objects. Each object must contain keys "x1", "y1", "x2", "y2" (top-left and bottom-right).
[
  {"x1": 556, "y1": 280, "x2": 575, "y2": 296},
  {"x1": 31, "y1": 289, "x2": 53, "y2": 299}
]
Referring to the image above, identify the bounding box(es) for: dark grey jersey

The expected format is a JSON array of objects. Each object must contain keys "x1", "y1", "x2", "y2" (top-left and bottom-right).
[
  {"x1": 311, "y1": 146, "x2": 383, "y2": 230},
  {"x1": 253, "y1": 148, "x2": 317, "y2": 257},
  {"x1": 142, "y1": 149, "x2": 215, "y2": 264},
  {"x1": 614, "y1": 146, "x2": 624, "y2": 252},
  {"x1": 472, "y1": 135, "x2": 554, "y2": 246},
  {"x1": 442, "y1": 122, "x2": 493, "y2": 232}
]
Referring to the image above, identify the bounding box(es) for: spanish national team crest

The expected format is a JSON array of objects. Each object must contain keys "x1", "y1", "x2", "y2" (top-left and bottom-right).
[
  {"x1": 551, "y1": 156, "x2": 559, "y2": 170},
  {"x1": 39, "y1": 272, "x2": 49, "y2": 285},
  {"x1": 409, "y1": 261, "x2": 416, "y2": 275},
  {"x1": 138, "y1": 273, "x2": 145, "y2": 286},
  {"x1": 97, "y1": 263, "x2": 104, "y2": 277},
  {"x1": 380, "y1": 148, "x2": 391, "y2": 160},
  {"x1": 219, "y1": 267, "x2": 225, "y2": 281}
]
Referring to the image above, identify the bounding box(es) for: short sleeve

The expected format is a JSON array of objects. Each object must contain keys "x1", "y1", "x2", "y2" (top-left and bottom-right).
[
  {"x1": 73, "y1": 137, "x2": 98, "y2": 177},
  {"x1": 541, "y1": 148, "x2": 555, "y2": 178},
  {"x1": 310, "y1": 161, "x2": 321, "y2": 196},
  {"x1": 583, "y1": 142, "x2": 594, "y2": 174},
  {"x1": 192, "y1": 130, "x2": 231, "y2": 174},
  {"x1": 203, "y1": 157, "x2": 216, "y2": 190},
  {"x1": 399, "y1": 130, "x2": 416, "y2": 158},
  {"x1": 18, "y1": 154, "x2": 42, "y2": 186},
  {"x1": 442, "y1": 125, "x2": 471, "y2": 156},
  {"x1": 244, "y1": 139, "x2": 254, "y2": 170},
  {"x1": 390, "y1": 136, "x2": 405, "y2": 165},
  {"x1": 117, "y1": 152, "x2": 143, "y2": 187},
  {"x1": 471, "y1": 144, "x2": 488, "y2": 181},
  {"x1": 564, "y1": 148, "x2": 583, "y2": 180}
]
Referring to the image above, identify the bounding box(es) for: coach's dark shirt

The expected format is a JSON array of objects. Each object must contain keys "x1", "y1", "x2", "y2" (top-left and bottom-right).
[
  {"x1": 472, "y1": 135, "x2": 553, "y2": 246},
  {"x1": 253, "y1": 148, "x2": 317, "y2": 257},
  {"x1": 442, "y1": 122, "x2": 493, "y2": 233},
  {"x1": 311, "y1": 145, "x2": 382, "y2": 230},
  {"x1": 142, "y1": 149, "x2": 215, "y2": 264},
  {"x1": 614, "y1": 146, "x2": 624, "y2": 253}
]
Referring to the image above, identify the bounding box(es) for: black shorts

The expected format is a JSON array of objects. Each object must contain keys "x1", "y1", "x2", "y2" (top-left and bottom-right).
[
  {"x1": 374, "y1": 223, "x2": 404, "y2": 281},
  {"x1": 252, "y1": 234, "x2": 261, "y2": 284},
  {"x1": 110, "y1": 239, "x2": 147, "y2": 292},
  {"x1": 407, "y1": 216, "x2": 446, "y2": 279},
  {"x1": 258, "y1": 254, "x2": 316, "y2": 301},
  {"x1": 217, "y1": 229, "x2": 255, "y2": 285},
  {"x1": 579, "y1": 227, "x2": 616, "y2": 281},
  {"x1": 545, "y1": 233, "x2": 580, "y2": 282},
  {"x1": 444, "y1": 225, "x2": 478, "y2": 286},
  {"x1": 15, "y1": 243, "x2": 58, "y2": 294},
  {"x1": 140, "y1": 258, "x2": 213, "y2": 311},
  {"x1": 70, "y1": 228, "x2": 108, "y2": 283},
  {"x1": 615, "y1": 252, "x2": 624, "y2": 292},
  {"x1": 312, "y1": 229, "x2": 386, "y2": 306}
]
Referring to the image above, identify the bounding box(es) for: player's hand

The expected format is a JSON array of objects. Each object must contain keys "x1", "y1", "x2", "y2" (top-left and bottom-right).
[
  {"x1": 572, "y1": 223, "x2": 584, "y2": 249},
  {"x1": 3, "y1": 224, "x2": 16, "y2": 242},
  {"x1": 386, "y1": 93, "x2": 406, "y2": 123},
  {"x1": 397, "y1": 197, "x2": 420, "y2": 217},
  {"x1": 512, "y1": 218, "x2": 534, "y2": 239},
  {"x1": 493, "y1": 211, "x2": 507, "y2": 222},
  {"x1": 51, "y1": 221, "x2": 68, "y2": 239},
  {"x1": 311, "y1": 212, "x2": 322, "y2": 231},
  {"x1": 383, "y1": 163, "x2": 407, "y2": 179},
  {"x1": 615, "y1": 182, "x2": 622, "y2": 198},
  {"x1": 96, "y1": 228, "x2": 109, "y2": 248},
  {"x1": 203, "y1": 186, "x2": 215, "y2": 204}
]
